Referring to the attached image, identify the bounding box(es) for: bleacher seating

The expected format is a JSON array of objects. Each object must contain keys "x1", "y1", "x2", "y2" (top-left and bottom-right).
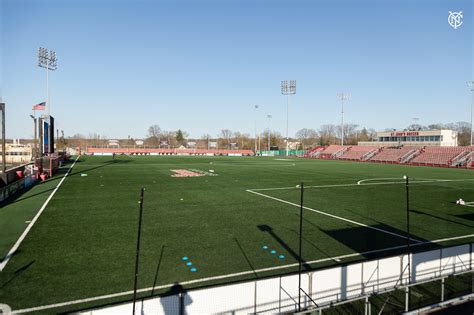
[
  {"x1": 410, "y1": 147, "x2": 470, "y2": 166},
  {"x1": 370, "y1": 147, "x2": 419, "y2": 163},
  {"x1": 321, "y1": 145, "x2": 345, "y2": 155},
  {"x1": 303, "y1": 146, "x2": 325, "y2": 158},
  {"x1": 318, "y1": 145, "x2": 347, "y2": 159},
  {"x1": 303, "y1": 144, "x2": 474, "y2": 169},
  {"x1": 339, "y1": 146, "x2": 378, "y2": 160}
]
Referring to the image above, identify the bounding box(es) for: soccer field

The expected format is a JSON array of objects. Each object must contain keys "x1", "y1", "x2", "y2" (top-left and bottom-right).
[{"x1": 1, "y1": 155, "x2": 473, "y2": 313}]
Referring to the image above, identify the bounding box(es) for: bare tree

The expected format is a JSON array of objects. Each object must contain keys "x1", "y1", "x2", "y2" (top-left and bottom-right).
[
  {"x1": 318, "y1": 124, "x2": 337, "y2": 145},
  {"x1": 219, "y1": 129, "x2": 233, "y2": 148},
  {"x1": 145, "y1": 125, "x2": 161, "y2": 146},
  {"x1": 295, "y1": 128, "x2": 318, "y2": 149}
]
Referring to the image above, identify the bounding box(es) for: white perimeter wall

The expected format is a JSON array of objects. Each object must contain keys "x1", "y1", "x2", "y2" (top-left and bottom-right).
[{"x1": 80, "y1": 244, "x2": 473, "y2": 315}]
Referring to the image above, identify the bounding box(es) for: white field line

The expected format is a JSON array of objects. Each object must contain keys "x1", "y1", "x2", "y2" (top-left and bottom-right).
[
  {"x1": 246, "y1": 189, "x2": 423, "y2": 243},
  {"x1": 250, "y1": 178, "x2": 474, "y2": 192},
  {"x1": 12, "y1": 233, "x2": 474, "y2": 314},
  {"x1": 0, "y1": 156, "x2": 80, "y2": 272}
]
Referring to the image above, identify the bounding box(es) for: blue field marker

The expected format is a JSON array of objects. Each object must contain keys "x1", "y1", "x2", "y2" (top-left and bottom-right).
[
  {"x1": 279, "y1": 255, "x2": 285, "y2": 259},
  {"x1": 270, "y1": 250, "x2": 277, "y2": 254},
  {"x1": 182, "y1": 256, "x2": 188, "y2": 261},
  {"x1": 190, "y1": 267, "x2": 197, "y2": 272},
  {"x1": 186, "y1": 262, "x2": 193, "y2": 266},
  {"x1": 262, "y1": 245, "x2": 268, "y2": 250}
]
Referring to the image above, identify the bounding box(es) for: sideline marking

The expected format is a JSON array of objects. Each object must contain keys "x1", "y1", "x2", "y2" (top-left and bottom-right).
[
  {"x1": 250, "y1": 178, "x2": 474, "y2": 192},
  {"x1": 246, "y1": 189, "x2": 422, "y2": 243},
  {"x1": 12, "y1": 234, "x2": 473, "y2": 314},
  {"x1": 0, "y1": 156, "x2": 80, "y2": 272}
]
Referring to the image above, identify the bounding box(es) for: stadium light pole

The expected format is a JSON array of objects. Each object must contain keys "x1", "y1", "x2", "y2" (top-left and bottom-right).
[
  {"x1": 254, "y1": 105, "x2": 259, "y2": 154},
  {"x1": 37, "y1": 47, "x2": 58, "y2": 116},
  {"x1": 337, "y1": 93, "x2": 350, "y2": 146},
  {"x1": 267, "y1": 114, "x2": 272, "y2": 150},
  {"x1": 281, "y1": 80, "x2": 296, "y2": 156},
  {"x1": 468, "y1": 81, "x2": 474, "y2": 146},
  {"x1": 29, "y1": 115, "x2": 37, "y2": 160}
]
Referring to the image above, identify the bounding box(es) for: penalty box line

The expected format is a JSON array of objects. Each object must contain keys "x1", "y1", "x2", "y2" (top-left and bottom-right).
[
  {"x1": 246, "y1": 189, "x2": 423, "y2": 243},
  {"x1": 0, "y1": 156, "x2": 81, "y2": 272},
  {"x1": 12, "y1": 233, "x2": 473, "y2": 314},
  {"x1": 249, "y1": 178, "x2": 474, "y2": 192}
]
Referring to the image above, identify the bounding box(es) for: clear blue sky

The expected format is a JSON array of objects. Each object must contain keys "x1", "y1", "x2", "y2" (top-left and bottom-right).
[{"x1": 0, "y1": 0, "x2": 472, "y2": 139}]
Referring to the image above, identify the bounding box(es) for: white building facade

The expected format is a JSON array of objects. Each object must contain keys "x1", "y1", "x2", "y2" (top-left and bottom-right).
[{"x1": 360, "y1": 130, "x2": 458, "y2": 147}]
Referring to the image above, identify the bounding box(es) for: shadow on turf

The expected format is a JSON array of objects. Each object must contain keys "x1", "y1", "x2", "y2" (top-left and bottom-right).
[
  {"x1": 452, "y1": 213, "x2": 474, "y2": 222},
  {"x1": 234, "y1": 238, "x2": 258, "y2": 278},
  {"x1": 150, "y1": 245, "x2": 166, "y2": 297},
  {"x1": 410, "y1": 209, "x2": 474, "y2": 229},
  {"x1": 0, "y1": 259, "x2": 35, "y2": 289},
  {"x1": 257, "y1": 224, "x2": 311, "y2": 270}
]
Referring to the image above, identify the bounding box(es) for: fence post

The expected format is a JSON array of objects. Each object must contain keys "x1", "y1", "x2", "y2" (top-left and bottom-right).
[
  {"x1": 364, "y1": 296, "x2": 369, "y2": 315},
  {"x1": 405, "y1": 286, "x2": 409, "y2": 312},
  {"x1": 441, "y1": 278, "x2": 445, "y2": 302}
]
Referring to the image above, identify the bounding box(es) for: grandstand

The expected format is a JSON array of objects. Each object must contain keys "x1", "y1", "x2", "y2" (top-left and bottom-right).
[
  {"x1": 370, "y1": 146, "x2": 420, "y2": 163},
  {"x1": 339, "y1": 146, "x2": 380, "y2": 161},
  {"x1": 306, "y1": 145, "x2": 474, "y2": 169},
  {"x1": 410, "y1": 146, "x2": 473, "y2": 166}
]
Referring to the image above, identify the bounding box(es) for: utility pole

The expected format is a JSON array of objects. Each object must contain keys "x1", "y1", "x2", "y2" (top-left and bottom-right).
[
  {"x1": 254, "y1": 105, "x2": 259, "y2": 154},
  {"x1": 267, "y1": 114, "x2": 272, "y2": 150}
]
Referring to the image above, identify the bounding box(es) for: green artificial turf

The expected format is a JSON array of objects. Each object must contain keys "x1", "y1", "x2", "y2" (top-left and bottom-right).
[{"x1": 0, "y1": 156, "x2": 472, "y2": 313}]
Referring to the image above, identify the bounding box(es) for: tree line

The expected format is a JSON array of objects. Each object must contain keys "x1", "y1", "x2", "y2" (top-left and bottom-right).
[{"x1": 65, "y1": 121, "x2": 472, "y2": 149}]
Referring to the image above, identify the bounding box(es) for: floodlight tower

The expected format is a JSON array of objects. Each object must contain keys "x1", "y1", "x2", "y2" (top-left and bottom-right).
[
  {"x1": 37, "y1": 47, "x2": 58, "y2": 115},
  {"x1": 337, "y1": 92, "x2": 350, "y2": 146},
  {"x1": 281, "y1": 80, "x2": 296, "y2": 156},
  {"x1": 254, "y1": 105, "x2": 259, "y2": 153},
  {"x1": 468, "y1": 81, "x2": 474, "y2": 146},
  {"x1": 267, "y1": 114, "x2": 272, "y2": 150}
]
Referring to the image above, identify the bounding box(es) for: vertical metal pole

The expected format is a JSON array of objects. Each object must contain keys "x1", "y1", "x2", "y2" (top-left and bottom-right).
[
  {"x1": 1, "y1": 103, "x2": 5, "y2": 174},
  {"x1": 34, "y1": 118, "x2": 37, "y2": 160},
  {"x1": 441, "y1": 278, "x2": 445, "y2": 302},
  {"x1": 405, "y1": 176, "x2": 411, "y2": 285},
  {"x1": 268, "y1": 115, "x2": 271, "y2": 151},
  {"x1": 405, "y1": 286, "x2": 409, "y2": 312},
  {"x1": 341, "y1": 98, "x2": 344, "y2": 146},
  {"x1": 298, "y1": 182, "x2": 304, "y2": 312},
  {"x1": 46, "y1": 58, "x2": 50, "y2": 116},
  {"x1": 470, "y1": 88, "x2": 473, "y2": 146},
  {"x1": 254, "y1": 105, "x2": 258, "y2": 154},
  {"x1": 132, "y1": 188, "x2": 145, "y2": 315},
  {"x1": 286, "y1": 95, "x2": 289, "y2": 156}
]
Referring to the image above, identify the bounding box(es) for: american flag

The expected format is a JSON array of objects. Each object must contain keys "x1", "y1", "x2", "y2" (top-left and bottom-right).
[{"x1": 32, "y1": 102, "x2": 46, "y2": 110}]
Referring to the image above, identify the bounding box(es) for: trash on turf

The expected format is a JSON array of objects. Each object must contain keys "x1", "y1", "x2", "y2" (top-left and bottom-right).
[{"x1": 81, "y1": 173, "x2": 88, "y2": 177}]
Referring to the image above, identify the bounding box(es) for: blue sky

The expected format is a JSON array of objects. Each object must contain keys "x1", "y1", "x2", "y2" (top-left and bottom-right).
[{"x1": 0, "y1": 0, "x2": 472, "y2": 139}]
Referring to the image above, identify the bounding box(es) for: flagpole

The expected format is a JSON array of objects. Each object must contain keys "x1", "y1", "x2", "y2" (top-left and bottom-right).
[{"x1": 46, "y1": 59, "x2": 49, "y2": 116}]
